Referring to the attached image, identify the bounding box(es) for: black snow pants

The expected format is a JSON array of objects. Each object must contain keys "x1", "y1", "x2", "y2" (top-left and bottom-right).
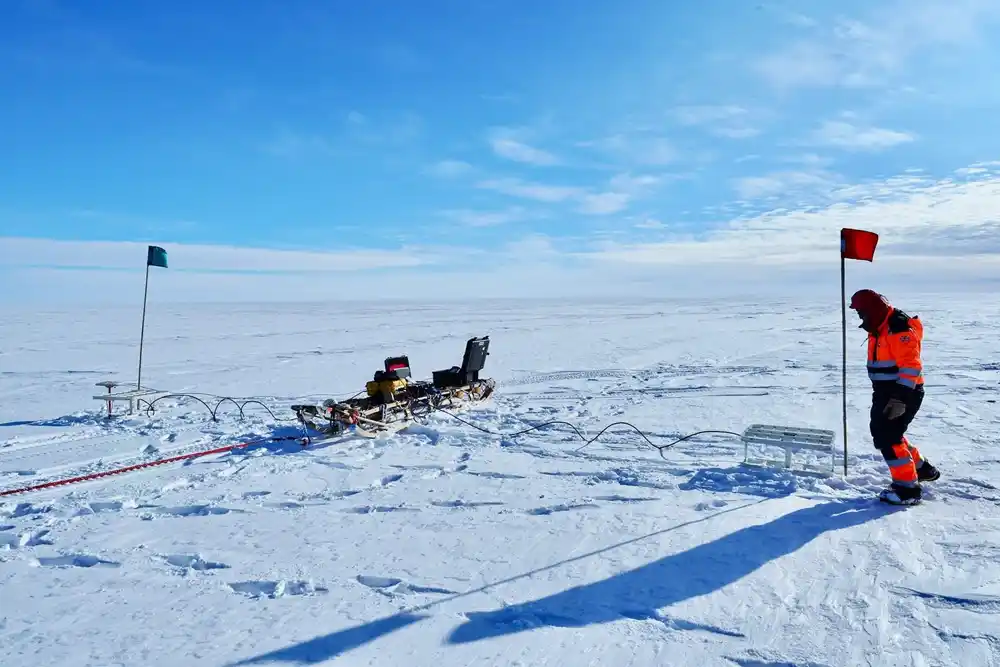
[{"x1": 870, "y1": 385, "x2": 924, "y2": 451}]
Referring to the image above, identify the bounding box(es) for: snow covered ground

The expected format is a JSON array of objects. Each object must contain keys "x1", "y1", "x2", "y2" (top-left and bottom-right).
[{"x1": 2, "y1": 296, "x2": 999, "y2": 667}]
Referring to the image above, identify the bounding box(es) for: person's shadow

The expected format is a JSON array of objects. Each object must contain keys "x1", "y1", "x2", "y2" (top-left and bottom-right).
[
  {"x1": 228, "y1": 498, "x2": 892, "y2": 664},
  {"x1": 447, "y1": 498, "x2": 889, "y2": 645}
]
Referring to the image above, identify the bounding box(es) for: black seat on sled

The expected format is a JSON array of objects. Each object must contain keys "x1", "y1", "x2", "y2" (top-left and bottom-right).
[{"x1": 433, "y1": 336, "x2": 490, "y2": 389}]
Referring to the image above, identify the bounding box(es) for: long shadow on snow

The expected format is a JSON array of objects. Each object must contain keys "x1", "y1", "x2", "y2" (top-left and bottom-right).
[
  {"x1": 228, "y1": 614, "x2": 428, "y2": 666},
  {"x1": 446, "y1": 499, "x2": 889, "y2": 645},
  {"x1": 0, "y1": 412, "x2": 111, "y2": 428},
  {"x1": 226, "y1": 499, "x2": 892, "y2": 664},
  {"x1": 225, "y1": 500, "x2": 767, "y2": 665}
]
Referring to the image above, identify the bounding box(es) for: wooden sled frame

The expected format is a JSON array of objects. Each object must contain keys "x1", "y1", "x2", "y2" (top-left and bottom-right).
[{"x1": 291, "y1": 336, "x2": 495, "y2": 438}]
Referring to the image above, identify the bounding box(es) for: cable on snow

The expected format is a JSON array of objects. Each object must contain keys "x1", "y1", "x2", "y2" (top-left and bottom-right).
[
  {"x1": 427, "y1": 408, "x2": 743, "y2": 461},
  {"x1": 136, "y1": 393, "x2": 299, "y2": 423},
  {"x1": 134, "y1": 392, "x2": 744, "y2": 462}
]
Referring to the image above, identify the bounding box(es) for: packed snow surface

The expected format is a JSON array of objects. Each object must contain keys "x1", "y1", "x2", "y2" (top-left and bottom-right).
[{"x1": 2, "y1": 297, "x2": 999, "y2": 666}]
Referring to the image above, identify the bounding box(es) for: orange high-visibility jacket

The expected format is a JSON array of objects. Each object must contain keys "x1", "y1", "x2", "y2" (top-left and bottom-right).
[{"x1": 866, "y1": 308, "x2": 924, "y2": 394}]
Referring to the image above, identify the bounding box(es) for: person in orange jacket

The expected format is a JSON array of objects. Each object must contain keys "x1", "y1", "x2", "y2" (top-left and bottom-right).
[{"x1": 849, "y1": 289, "x2": 940, "y2": 505}]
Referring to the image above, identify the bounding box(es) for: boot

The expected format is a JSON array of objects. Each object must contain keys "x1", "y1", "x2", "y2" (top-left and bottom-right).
[
  {"x1": 879, "y1": 482, "x2": 922, "y2": 505},
  {"x1": 916, "y1": 460, "x2": 940, "y2": 482}
]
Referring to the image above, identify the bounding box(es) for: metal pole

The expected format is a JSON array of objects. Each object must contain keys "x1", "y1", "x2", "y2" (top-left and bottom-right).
[
  {"x1": 841, "y1": 254, "x2": 848, "y2": 476},
  {"x1": 137, "y1": 262, "x2": 150, "y2": 390}
]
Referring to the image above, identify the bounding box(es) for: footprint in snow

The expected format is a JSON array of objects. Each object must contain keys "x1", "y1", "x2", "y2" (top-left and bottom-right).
[
  {"x1": 229, "y1": 580, "x2": 328, "y2": 599},
  {"x1": 0, "y1": 469, "x2": 36, "y2": 478},
  {"x1": 263, "y1": 501, "x2": 308, "y2": 510},
  {"x1": 330, "y1": 489, "x2": 363, "y2": 499},
  {"x1": 73, "y1": 500, "x2": 136, "y2": 516},
  {"x1": 430, "y1": 499, "x2": 505, "y2": 509},
  {"x1": 370, "y1": 473, "x2": 403, "y2": 489},
  {"x1": 342, "y1": 504, "x2": 419, "y2": 514},
  {"x1": 31, "y1": 553, "x2": 120, "y2": 568},
  {"x1": 890, "y1": 585, "x2": 1000, "y2": 613},
  {"x1": 356, "y1": 574, "x2": 456, "y2": 595},
  {"x1": 139, "y1": 504, "x2": 243, "y2": 519},
  {"x1": 592, "y1": 495, "x2": 659, "y2": 503},
  {"x1": 389, "y1": 463, "x2": 467, "y2": 479},
  {"x1": 467, "y1": 471, "x2": 527, "y2": 480},
  {"x1": 524, "y1": 502, "x2": 600, "y2": 515},
  {"x1": 619, "y1": 609, "x2": 744, "y2": 637},
  {"x1": 312, "y1": 460, "x2": 358, "y2": 471},
  {"x1": 0, "y1": 502, "x2": 53, "y2": 519},
  {"x1": 161, "y1": 554, "x2": 229, "y2": 572},
  {"x1": 694, "y1": 499, "x2": 730, "y2": 511},
  {"x1": 725, "y1": 654, "x2": 834, "y2": 667},
  {"x1": 422, "y1": 464, "x2": 470, "y2": 479},
  {"x1": 0, "y1": 529, "x2": 53, "y2": 549}
]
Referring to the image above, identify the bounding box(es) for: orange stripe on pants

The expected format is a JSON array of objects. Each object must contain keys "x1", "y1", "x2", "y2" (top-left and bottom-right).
[
  {"x1": 886, "y1": 442, "x2": 918, "y2": 486},
  {"x1": 902, "y1": 436, "x2": 923, "y2": 465}
]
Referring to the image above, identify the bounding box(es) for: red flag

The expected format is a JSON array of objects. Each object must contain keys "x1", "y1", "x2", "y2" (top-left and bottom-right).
[{"x1": 840, "y1": 228, "x2": 878, "y2": 261}]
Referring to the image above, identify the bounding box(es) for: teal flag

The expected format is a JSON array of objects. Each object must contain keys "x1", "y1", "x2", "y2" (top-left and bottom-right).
[{"x1": 147, "y1": 245, "x2": 168, "y2": 268}]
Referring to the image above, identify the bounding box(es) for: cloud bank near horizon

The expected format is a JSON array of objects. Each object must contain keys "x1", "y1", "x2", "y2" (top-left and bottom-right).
[{"x1": 5, "y1": 162, "x2": 1000, "y2": 305}]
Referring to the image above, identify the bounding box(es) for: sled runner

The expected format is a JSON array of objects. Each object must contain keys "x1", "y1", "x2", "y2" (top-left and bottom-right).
[{"x1": 291, "y1": 335, "x2": 495, "y2": 439}]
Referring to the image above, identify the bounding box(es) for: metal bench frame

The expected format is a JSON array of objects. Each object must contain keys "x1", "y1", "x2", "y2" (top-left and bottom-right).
[
  {"x1": 741, "y1": 423, "x2": 836, "y2": 477},
  {"x1": 94, "y1": 381, "x2": 165, "y2": 418}
]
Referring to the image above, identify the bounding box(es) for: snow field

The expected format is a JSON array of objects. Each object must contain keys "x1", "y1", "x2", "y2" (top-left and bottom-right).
[{"x1": 1, "y1": 296, "x2": 999, "y2": 666}]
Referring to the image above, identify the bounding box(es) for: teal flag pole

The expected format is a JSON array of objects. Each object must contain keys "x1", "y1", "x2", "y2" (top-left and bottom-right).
[{"x1": 138, "y1": 245, "x2": 168, "y2": 390}]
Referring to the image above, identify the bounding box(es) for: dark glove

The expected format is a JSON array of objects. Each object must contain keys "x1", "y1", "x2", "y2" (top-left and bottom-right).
[{"x1": 883, "y1": 397, "x2": 906, "y2": 420}]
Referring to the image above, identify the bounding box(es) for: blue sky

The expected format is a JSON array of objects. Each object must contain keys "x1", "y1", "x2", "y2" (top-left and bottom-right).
[{"x1": 4, "y1": 0, "x2": 1000, "y2": 301}]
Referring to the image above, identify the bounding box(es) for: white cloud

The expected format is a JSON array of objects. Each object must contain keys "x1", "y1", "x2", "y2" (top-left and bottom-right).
[
  {"x1": 477, "y1": 171, "x2": 663, "y2": 216},
  {"x1": 713, "y1": 126, "x2": 762, "y2": 139},
  {"x1": 262, "y1": 130, "x2": 336, "y2": 158},
  {"x1": 574, "y1": 172, "x2": 664, "y2": 215},
  {"x1": 634, "y1": 218, "x2": 666, "y2": 229},
  {"x1": 487, "y1": 127, "x2": 560, "y2": 166},
  {"x1": 733, "y1": 169, "x2": 841, "y2": 200},
  {"x1": 0, "y1": 237, "x2": 427, "y2": 273},
  {"x1": 502, "y1": 234, "x2": 560, "y2": 260},
  {"x1": 578, "y1": 134, "x2": 677, "y2": 166},
  {"x1": 754, "y1": 41, "x2": 855, "y2": 90},
  {"x1": 476, "y1": 178, "x2": 583, "y2": 202},
  {"x1": 263, "y1": 111, "x2": 423, "y2": 159},
  {"x1": 609, "y1": 173, "x2": 661, "y2": 193},
  {"x1": 671, "y1": 105, "x2": 762, "y2": 139},
  {"x1": 809, "y1": 120, "x2": 915, "y2": 151},
  {"x1": 586, "y1": 165, "x2": 1000, "y2": 269},
  {"x1": 440, "y1": 207, "x2": 528, "y2": 227},
  {"x1": 345, "y1": 111, "x2": 367, "y2": 125},
  {"x1": 424, "y1": 160, "x2": 474, "y2": 178},
  {"x1": 490, "y1": 138, "x2": 559, "y2": 166},
  {"x1": 753, "y1": 0, "x2": 1000, "y2": 89},
  {"x1": 673, "y1": 105, "x2": 747, "y2": 125},
  {"x1": 10, "y1": 165, "x2": 1000, "y2": 305},
  {"x1": 578, "y1": 192, "x2": 631, "y2": 215}
]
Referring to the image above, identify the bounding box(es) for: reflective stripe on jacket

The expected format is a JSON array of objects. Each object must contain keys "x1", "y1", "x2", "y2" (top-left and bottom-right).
[{"x1": 866, "y1": 308, "x2": 924, "y2": 392}]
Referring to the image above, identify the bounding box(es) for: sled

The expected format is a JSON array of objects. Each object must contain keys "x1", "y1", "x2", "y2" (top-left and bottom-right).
[
  {"x1": 291, "y1": 336, "x2": 495, "y2": 441},
  {"x1": 740, "y1": 423, "x2": 836, "y2": 477}
]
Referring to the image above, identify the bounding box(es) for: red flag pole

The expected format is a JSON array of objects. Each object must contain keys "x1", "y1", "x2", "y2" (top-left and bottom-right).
[
  {"x1": 839, "y1": 227, "x2": 879, "y2": 478},
  {"x1": 841, "y1": 248, "x2": 848, "y2": 476}
]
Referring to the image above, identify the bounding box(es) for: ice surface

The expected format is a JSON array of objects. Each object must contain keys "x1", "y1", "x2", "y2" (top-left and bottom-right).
[{"x1": 1, "y1": 297, "x2": 999, "y2": 666}]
